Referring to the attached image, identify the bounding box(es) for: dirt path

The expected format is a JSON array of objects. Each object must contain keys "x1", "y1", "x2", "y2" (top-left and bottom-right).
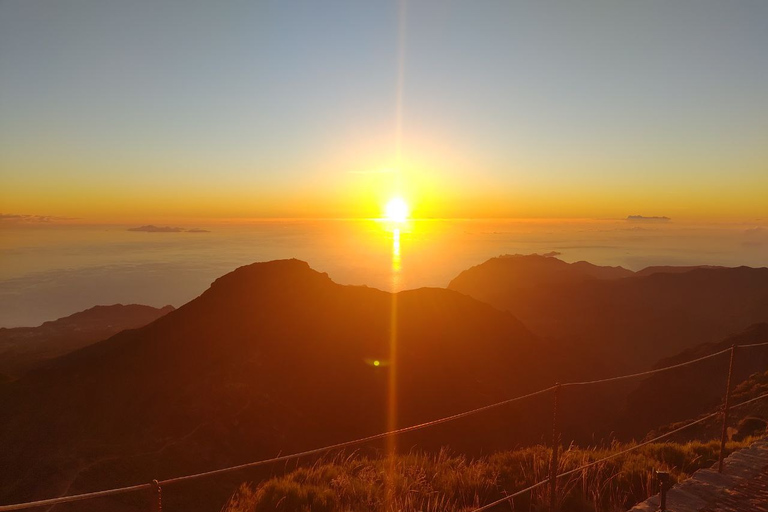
[{"x1": 628, "y1": 437, "x2": 768, "y2": 512}]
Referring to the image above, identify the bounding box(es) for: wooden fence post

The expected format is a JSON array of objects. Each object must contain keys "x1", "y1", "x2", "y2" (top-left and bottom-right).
[
  {"x1": 150, "y1": 480, "x2": 162, "y2": 512},
  {"x1": 656, "y1": 470, "x2": 670, "y2": 512},
  {"x1": 717, "y1": 345, "x2": 737, "y2": 473},
  {"x1": 549, "y1": 384, "x2": 561, "y2": 512}
]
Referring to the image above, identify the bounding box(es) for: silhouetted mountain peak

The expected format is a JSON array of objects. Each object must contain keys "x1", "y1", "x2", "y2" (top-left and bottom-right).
[
  {"x1": 449, "y1": 254, "x2": 633, "y2": 292},
  {"x1": 180, "y1": 260, "x2": 341, "y2": 318},
  {"x1": 208, "y1": 259, "x2": 332, "y2": 294},
  {"x1": 496, "y1": 253, "x2": 567, "y2": 266}
]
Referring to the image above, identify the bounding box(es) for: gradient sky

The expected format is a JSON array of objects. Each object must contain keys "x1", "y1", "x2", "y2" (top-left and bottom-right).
[{"x1": 1, "y1": 0, "x2": 767, "y2": 221}]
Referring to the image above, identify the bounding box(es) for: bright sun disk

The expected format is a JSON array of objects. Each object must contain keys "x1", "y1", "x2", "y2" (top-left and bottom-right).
[{"x1": 385, "y1": 197, "x2": 409, "y2": 222}]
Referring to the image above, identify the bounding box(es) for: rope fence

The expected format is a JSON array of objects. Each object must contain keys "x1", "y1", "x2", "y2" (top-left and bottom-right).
[
  {"x1": 1, "y1": 340, "x2": 767, "y2": 512},
  {"x1": 471, "y1": 391, "x2": 768, "y2": 512}
]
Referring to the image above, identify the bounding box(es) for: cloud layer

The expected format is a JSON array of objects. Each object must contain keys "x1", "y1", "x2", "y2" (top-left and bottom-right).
[
  {"x1": 627, "y1": 215, "x2": 671, "y2": 222},
  {"x1": 1, "y1": 213, "x2": 76, "y2": 223},
  {"x1": 127, "y1": 225, "x2": 210, "y2": 233}
]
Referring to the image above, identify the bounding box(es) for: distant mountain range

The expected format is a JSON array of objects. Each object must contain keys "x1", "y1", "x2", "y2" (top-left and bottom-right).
[
  {"x1": 448, "y1": 254, "x2": 768, "y2": 369},
  {"x1": 0, "y1": 304, "x2": 174, "y2": 378},
  {"x1": 0, "y1": 256, "x2": 766, "y2": 511}
]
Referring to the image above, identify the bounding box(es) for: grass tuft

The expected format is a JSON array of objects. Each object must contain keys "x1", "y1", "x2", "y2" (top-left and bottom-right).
[{"x1": 221, "y1": 438, "x2": 754, "y2": 512}]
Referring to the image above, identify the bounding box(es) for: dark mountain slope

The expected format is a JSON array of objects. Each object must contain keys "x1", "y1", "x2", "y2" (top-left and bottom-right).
[
  {"x1": 0, "y1": 260, "x2": 560, "y2": 512},
  {"x1": 448, "y1": 256, "x2": 768, "y2": 369},
  {"x1": 635, "y1": 265, "x2": 725, "y2": 277},
  {"x1": 622, "y1": 323, "x2": 768, "y2": 436},
  {"x1": 449, "y1": 254, "x2": 633, "y2": 293},
  {"x1": 0, "y1": 304, "x2": 174, "y2": 377}
]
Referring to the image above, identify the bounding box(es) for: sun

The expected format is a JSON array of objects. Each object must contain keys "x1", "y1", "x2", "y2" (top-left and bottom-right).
[{"x1": 385, "y1": 197, "x2": 409, "y2": 222}]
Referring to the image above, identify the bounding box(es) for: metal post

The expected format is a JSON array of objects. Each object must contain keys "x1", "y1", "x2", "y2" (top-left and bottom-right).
[
  {"x1": 549, "y1": 384, "x2": 561, "y2": 512},
  {"x1": 656, "y1": 470, "x2": 670, "y2": 512},
  {"x1": 150, "y1": 479, "x2": 162, "y2": 512},
  {"x1": 718, "y1": 345, "x2": 737, "y2": 473}
]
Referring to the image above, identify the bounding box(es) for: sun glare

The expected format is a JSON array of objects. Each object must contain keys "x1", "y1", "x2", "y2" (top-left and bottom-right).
[{"x1": 385, "y1": 197, "x2": 409, "y2": 223}]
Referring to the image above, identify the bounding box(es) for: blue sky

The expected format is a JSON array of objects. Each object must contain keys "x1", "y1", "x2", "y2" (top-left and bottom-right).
[{"x1": 1, "y1": 0, "x2": 767, "y2": 219}]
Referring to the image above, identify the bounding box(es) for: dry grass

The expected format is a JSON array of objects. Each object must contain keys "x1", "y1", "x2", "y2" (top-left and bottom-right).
[{"x1": 221, "y1": 438, "x2": 753, "y2": 512}]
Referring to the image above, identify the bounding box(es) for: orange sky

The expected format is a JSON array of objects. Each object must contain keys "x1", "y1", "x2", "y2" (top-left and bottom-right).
[{"x1": 1, "y1": 1, "x2": 767, "y2": 223}]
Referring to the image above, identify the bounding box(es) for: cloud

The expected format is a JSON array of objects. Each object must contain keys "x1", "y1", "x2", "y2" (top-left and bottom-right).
[
  {"x1": 128, "y1": 225, "x2": 186, "y2": 232},
  {"x1": 743, "y1": 227, "x2": 768, "y2": 248},
  {"x1": 0, "y1": 213, "x2": 77, "y2": 223},
  {"x1": 127, "y1": 225, "x2": 211, "y2": 233},
  {"x1": 627, "y1": 215, "x2": 671, "y2": 222}
]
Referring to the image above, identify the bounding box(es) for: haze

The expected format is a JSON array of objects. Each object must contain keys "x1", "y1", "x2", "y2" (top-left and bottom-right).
[{"x1": 3, "y1": 3, "x2": 768, "y2": 512}]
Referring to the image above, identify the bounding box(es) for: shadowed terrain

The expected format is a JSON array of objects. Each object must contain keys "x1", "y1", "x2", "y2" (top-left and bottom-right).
[
  {"x1": 623, "y1": 323, "x2": 768, "y2": 436},
  {"x1": 0, "y1": 260, "x2": 565, "y2": 512},
  {"x1": 1, "y1": 257, "x2": 767, "y2": 512},
  {"x1": 448, "y1": 254, "x2": 768, "y2": 369},
  {"x1": 0, "y1": 304, "x2": 174, "y2": 378}
]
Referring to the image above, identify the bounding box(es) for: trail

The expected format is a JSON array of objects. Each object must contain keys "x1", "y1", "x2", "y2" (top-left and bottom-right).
[{"x1": 628, "y1": 436, "x2": 768, "y2": 512}]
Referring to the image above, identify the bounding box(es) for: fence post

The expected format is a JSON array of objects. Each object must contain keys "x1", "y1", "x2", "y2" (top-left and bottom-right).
[
  {"x1": 717, "y1": 345, "x2": 737, "y2": 473},
  {"x1": 656, "y1": 470, "x2": 670, "y2": 512},
  {"x1": 150, "y1": 479, "x2": 162, "y2": 512},
  {"x1": 549, "y1": 383, "x2": 561, "y2": 512}
]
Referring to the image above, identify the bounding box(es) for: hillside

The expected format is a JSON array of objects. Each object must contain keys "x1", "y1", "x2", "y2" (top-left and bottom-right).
[
  {"x1": 221, "y1": 367, "x2": 768, "y2": 512},
  {"x1": 448, "y1": 254, "x2": 633, "y2": 291},
  {"x1": 622, "y1": 323, "x2": 768, "y2": 436},
  {"x1": 0, "y1": 304, "x2": 174, "y2": 378},
  {"x1": 0, "y1": 260, "x2": 563, "y2": 512},
  {"x1": 448, "y1": 255, "x2": 768, "y2": 369}
]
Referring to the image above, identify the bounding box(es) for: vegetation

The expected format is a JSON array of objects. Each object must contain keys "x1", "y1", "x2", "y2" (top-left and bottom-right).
[
  {"x1": 224, "y1": 370, "x2": 768, "y2": 512},
  {"x1": 732, "y1": 370, "x2": 768, "y2": 404},
  {"x1": 222, "y1": 438, "x2": 754, "y2": 512}
]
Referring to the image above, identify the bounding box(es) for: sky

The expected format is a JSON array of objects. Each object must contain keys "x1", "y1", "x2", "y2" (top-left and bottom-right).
[{"x1": 1, "y1": 0, "x2": 767, "y2": 222}]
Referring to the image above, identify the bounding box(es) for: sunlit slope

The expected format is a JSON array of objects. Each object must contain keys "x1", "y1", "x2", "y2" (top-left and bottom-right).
[
  {"x1": 0, "y1": 260, "x2": 558, "y2": 512},
  {"x1": 448, "y1": 255, "x2": 768, "y2": 369}
]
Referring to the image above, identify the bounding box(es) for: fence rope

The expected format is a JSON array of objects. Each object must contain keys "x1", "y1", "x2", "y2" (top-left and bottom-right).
[
  {"x1": 562, "y1": 347, "x2": 733, "y2": 387},
  {"x1": 159, "y1": 386, "x2": 557, "y2": 486},
  {"x1": 470, "y1": 390, "x2": 768, "y2": 512},
  {"x1": 0, "y1": 341, "x2": 766, "y2": 511},
  {"x1": 0, "y1": 485, "x2": 153, "y2": 512},
  {"x1": 472, "y1": 479, "x2": 552, "y2": 512},
  {"x1": 735, "y1": 341, "x2": 768, "y2": 349}
]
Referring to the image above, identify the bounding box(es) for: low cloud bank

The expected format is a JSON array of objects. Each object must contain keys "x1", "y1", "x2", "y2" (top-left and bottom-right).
[
  {"x1": 127, "y1": 225, "x2": 210, "y2": 233},
  {"x1": 1, "y1": 213, "x2": 76, "y2": 223},
  {"x1": 627, "y1": 215, "x2": 670, "y2": 222}
]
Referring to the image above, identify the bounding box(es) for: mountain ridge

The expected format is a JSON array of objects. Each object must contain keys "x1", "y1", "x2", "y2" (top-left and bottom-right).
[
  {"x1": 0, "y1": 259, "x2": 559, "y2": 512},
  {"x1": 448, "y1": 255, "x2": 768, "y2": 369},
  {"x1": 0, "y1": 304, "x2": 174, "y2": 378}
]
